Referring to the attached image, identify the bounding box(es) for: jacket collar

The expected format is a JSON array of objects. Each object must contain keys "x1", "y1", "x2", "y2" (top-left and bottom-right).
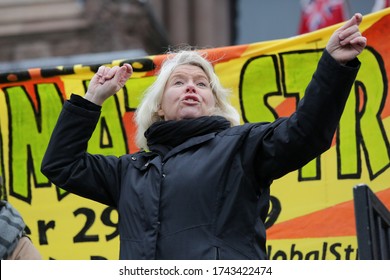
[{"x1": 130, "y1": 132, "x2": 216, "y2": 171}]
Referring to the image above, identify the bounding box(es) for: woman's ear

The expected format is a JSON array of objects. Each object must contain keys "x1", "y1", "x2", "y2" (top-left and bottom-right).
[{"x1": 157, "y1": 106, "x2": 165, "y2": 118}]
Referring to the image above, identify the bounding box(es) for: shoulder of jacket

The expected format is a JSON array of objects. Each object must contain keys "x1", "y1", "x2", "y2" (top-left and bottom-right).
[{"x1": 218, "y1": 122, "x2": 269, "y2": 136}]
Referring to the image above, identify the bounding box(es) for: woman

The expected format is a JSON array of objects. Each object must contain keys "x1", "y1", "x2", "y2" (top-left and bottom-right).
[{"x1": 41, "y1": 14, "x2": 366, "y2": 259}]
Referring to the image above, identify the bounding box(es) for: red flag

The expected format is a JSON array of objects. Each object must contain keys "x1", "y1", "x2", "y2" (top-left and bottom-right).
[
  {"x1": 372, "y1": 0, "x2": 390, "y2": 12},
  {"x1": 298, "y1": 0, "x2": 347, "y2": 34}
]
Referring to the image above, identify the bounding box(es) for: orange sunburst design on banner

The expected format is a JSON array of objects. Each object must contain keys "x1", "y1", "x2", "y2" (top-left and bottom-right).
[{"x1": 268, "y1": 188, "x2": 390, "y2": 239}]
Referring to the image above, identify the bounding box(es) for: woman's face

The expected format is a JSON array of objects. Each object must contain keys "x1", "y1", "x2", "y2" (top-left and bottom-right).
[{"x1": 158, "y1": 64, "x2": 216, "y2": 121}]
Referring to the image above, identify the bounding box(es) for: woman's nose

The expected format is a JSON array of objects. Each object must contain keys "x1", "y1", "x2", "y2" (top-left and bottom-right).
[{"x1": 186, "y1": 84, "x2": 196, "y2": 93}]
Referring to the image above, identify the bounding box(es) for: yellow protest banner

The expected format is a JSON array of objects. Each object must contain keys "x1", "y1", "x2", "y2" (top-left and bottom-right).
[{"x1": 1, "y1": 8, "x2": 389, "y2": 259}]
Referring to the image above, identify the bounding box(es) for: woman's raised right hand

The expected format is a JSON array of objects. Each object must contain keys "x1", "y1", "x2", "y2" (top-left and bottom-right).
[{"x1": 84, "y1": 63, "x2": 133, "y2": 105}]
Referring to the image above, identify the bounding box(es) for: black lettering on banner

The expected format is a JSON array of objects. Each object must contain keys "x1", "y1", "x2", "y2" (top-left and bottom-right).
[
  {"x1": 73, "y1": 207, "x2": 99, "y2": 243},
  {"x1": 38, "y1": 220, "x2": 55, "y2": 245},
  {"x1": 265, "y1": 195, "x2": 281, "y2": 229},
  {"x1": 290, "y1": 244, "x2": 303, "y2": 260},
  {"x1": 270, "y1": 250, "x2": 287, "y2": 260},
  {"x1": 24, "y1": 224, "x2": 31, "y2": 235},
  {"x1": 267, "y1": 242, "x2": 358, "y2": 260},
  {"x1": 329, "y1": 242, "x2": 342, "y2": 259},
  {"x1": 0, "y1": 70, "x2": 31, "y2": 83},
  {"x1": 88, "y1": 58, "x2": 156, "y2": 73},
  {"x1": 41, "y1": 66, "x2": 76, "y2": 78},
  {"x1": 305, "y1": 250, "x2": 319, "y2": 260},
  {"x1": 121, "y1": 58, "x2": 156, "y2": 72},
  {"x1": 90, "y1": 256, "x2": 107, "y2": 260},
  {"x1": 101, "y1": 206, "x2": 119, "y2": 241},
  {"x1": 344, "y1": 244, "x2": 357, "y2": 260}
]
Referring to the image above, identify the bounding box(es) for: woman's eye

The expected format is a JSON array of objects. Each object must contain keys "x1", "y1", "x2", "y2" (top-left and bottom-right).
[
  {"x1": 174, "y1": 81, "x2": 183, "y2": 85},
  {"x1": 197, "y1": 82, "x2": 207, "y2": 87}
]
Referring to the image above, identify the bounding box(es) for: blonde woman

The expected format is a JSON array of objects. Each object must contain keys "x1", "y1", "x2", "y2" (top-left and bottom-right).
[{"x1": 42, "y1": 14, "x2": 366, "y2": 260}]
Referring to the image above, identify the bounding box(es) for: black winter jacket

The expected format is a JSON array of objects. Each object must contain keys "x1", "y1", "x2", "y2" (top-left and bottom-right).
[{"x1": 41, "y1": 50, "x2": 360, "y2": 259}]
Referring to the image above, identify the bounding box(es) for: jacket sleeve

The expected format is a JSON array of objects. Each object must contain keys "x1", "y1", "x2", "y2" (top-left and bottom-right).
[
  {"x1": 245, "y1": 50, "x2": 361, "y2": 184},
  {"x1": 41, "y1": 94, "x2": 121, "y2": 206},
  {"x1": 6, "y1": 237, "x2": 42, "y2": 260}
]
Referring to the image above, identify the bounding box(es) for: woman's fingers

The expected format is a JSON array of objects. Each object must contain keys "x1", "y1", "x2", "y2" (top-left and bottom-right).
[
  {"x1": 103, "y1": 66, "x2": 119, "y2": 80},
  {"x1": 339, "y1": 30, "x2": 361, "y2": 46},
  {"x1": 337, "y1": 13, "x2": 362, "y2": 33}
]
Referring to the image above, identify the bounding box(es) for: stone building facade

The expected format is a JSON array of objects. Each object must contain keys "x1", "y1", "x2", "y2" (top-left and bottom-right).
[{"x1": 0, "y1": 0, "x2": 236, "y2": 70}]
